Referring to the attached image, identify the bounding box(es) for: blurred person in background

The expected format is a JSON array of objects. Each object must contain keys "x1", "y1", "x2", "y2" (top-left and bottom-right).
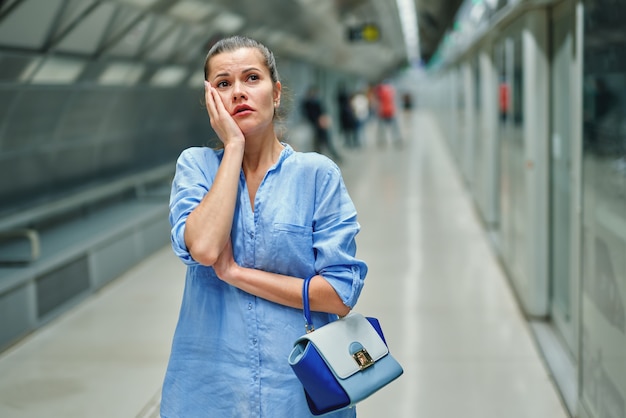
[
  {"x1": 351, "y1": 89, "x2": 370, "y2": 148},
  {"x1": 337, "y1": 84, "x2": 358, "y2": 148},
  {"x1": 374, "y1": 80, "x2": 403, "y2": 148},
  {"x1": 302, "y1": 85, "x2": 343, "y2": 163}
]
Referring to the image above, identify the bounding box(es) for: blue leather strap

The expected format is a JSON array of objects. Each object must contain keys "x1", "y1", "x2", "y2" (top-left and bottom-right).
[{"x1": 303, "y1": 275, "x2": 314, "y2": 333}]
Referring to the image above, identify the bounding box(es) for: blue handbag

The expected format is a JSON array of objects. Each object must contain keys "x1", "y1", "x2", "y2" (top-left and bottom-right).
[{"x1": 288, "y1": 276, "x2": 404, "y2": 416}]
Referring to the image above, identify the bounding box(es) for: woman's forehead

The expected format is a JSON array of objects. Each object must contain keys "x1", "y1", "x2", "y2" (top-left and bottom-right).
[{"x1": 208, "y1": 48, "x2": 266, "y2": 75}]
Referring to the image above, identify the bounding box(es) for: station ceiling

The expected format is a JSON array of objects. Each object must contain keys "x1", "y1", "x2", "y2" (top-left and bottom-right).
[{"x1": 0, "y1": 0, "x2": 462, "y2": 81}]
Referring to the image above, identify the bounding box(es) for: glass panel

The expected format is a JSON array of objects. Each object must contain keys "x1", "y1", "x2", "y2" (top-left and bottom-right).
[
  {"x1": 0, "y1": 0, "x2": 65, "y2": 49},
  {"x1": 581, "y1": 0, "x2": 626, "y2": 416},
  {"x1": 52, "y1": 0, "x2": 99, "y2": 39},
  {"x1": 454, "y1": 66, "x2": 467, "y2": 174},
  {"x1": 0, "y1": 53, "x2": 36, "y2": 82},
  {"x1": 510, "y1": 29, "x2": 525, "y2": 282},
  {"x1": 0, "y1": 0, "x2": 20, "y2": 13},
  {"x1": 0, "y1": 89, "x2": 69, "y2": 151},
  {"x1": 498, "y1": 26, "x2": 526, "y2": 284},
  {"x1": 105, "y1": 13, "x2": 151, "y2": 58},
  {"x1": 145, "y1": 26, "x2": 183, "y2": 62},
  {"x1": 56, "y1": 3, "x2": 116, "y2": 54},
  {"x1": 473, "y1": 56, "x2": 484, "y2": 200},
  {"x1": 494, "y1": 41, "x2": 507, "y2": 233},
  {"x1": 549, "y1": 5, "x2": 573, "y2": 335}
]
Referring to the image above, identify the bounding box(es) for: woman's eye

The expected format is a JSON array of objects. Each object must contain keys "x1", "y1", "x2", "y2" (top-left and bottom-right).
[
  {"x1": 216, "y1": 80, "x2": 229, "y2": 88},
  {"x1": 248, "y1": 74, "x2": 259, "y2": 81}
]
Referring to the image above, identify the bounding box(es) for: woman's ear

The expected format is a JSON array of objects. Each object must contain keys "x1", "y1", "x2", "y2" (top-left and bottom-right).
[{"x1": 273, "y1": 81, "x2": 282, "y2": 106}]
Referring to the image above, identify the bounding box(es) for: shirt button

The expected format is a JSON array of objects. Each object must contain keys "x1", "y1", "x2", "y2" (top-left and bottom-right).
[
  {"x1": 248, "y1": 303, "x2": 252, "y2": 310},
  {"x1": 253, "y1": 338, "x2": 258, "y2": 344}
]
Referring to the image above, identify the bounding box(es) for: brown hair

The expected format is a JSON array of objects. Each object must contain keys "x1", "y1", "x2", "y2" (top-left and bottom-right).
[{"x1": 204, "y1": 35, "x2": 280, "y2": 84}]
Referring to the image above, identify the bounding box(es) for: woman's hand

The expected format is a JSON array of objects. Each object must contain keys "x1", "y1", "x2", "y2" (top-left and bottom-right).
[{"x1": 204, "y1": 81, "x2": 245, "y2": 148}]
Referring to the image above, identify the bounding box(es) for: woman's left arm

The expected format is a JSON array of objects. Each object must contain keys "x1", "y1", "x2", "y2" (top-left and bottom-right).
[{"x1": 213, "y1": 244, "x2": 350, "y2": 316}]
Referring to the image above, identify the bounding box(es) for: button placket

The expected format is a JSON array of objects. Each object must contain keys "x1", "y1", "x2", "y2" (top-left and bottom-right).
[{"x1": 247, "y1": 297, "x2": 260, "y2": 386}]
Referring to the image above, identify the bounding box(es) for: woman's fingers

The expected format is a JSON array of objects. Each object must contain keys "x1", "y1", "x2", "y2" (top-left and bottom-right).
[
  {"x1": 204, "y1": 81, "x2": 218, "y2": 118},
  {"x1": 204, "y1": 81, "x2": 245, "y2": 146}
]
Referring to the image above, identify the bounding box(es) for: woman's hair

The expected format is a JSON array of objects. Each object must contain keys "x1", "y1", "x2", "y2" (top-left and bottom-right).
[{"x1": 204, "y1": 35, "x2": 280, "y2": 84}]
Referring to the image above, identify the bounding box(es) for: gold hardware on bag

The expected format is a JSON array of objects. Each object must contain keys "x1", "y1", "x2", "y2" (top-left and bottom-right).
[{"x1": 353, "y1": 348, "x2": 374, "y2": 370}]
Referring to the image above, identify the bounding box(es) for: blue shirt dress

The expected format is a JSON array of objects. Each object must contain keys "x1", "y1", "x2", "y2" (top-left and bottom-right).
[{"x1": 161, "y1": 144, "x2": 368, "y2": 417}]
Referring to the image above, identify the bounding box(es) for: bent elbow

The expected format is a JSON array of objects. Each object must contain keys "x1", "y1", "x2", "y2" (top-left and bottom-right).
[
  {"x1": 188, "y1": 243, "x2": 219, "y2": 266},
  {"x1": 336, "y1": 304, "x2": 351, "y2": 318}
]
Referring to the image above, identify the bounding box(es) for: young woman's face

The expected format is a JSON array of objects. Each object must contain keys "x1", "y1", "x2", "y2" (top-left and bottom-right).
[{"x1": 206, "y1": 47, "x2": 281, "y2": 136}]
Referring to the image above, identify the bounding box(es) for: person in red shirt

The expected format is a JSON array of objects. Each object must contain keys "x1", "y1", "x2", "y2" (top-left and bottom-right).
[
  {"x1": 374, "y1": 81, "x2": 403, "y2": 148},
  {"x1": 499, "y1": 81, "x2": 509, "y2": 122}
]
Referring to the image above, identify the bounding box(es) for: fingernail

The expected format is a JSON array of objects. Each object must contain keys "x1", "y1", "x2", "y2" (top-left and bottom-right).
[{"x1": 204, "y1": 80, "x2": 210, "y2": 88}]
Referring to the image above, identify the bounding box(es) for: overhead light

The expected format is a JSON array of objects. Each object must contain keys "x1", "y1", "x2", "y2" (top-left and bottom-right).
[
  {"x1": 30, "y1": 57, "x2": 85, "y2": 84},
  {"x1": 396, "y1": 0, "x2": 419, "y2": 63},
  {"x1": 187, "y1": 70, "x2": 204, "y2": 88},
  {"x1": 169, "y1": 1, "x2": 217, "y2": 22},
  {"x1": 18, "y1": 57, "x2": 43, "y2": 83},
  {"x1": 150, "y1": 66, "x2": 188, "y2": 87},
  {"x1": 211, "y1": 11, "x2": 245, "y2": 33},
  {"x1": 268, "y1": 31, "x2": 287, "y2": 45},
  {"x1": 114, "y1": 0, "x2": 160, "y2": 7},
  {"x1": 98, "y1": 62, "x2": 145, "y2": 85}
]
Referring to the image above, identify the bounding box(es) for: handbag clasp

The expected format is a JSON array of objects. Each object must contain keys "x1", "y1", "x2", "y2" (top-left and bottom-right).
[{"x1": 352, "y1": 348, "x2": 374, "y2": 370}]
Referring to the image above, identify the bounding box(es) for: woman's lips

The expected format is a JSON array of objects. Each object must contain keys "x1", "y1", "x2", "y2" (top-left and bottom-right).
[{"x1": 233, "y1": 105, "x2": 253, "y2": 116}]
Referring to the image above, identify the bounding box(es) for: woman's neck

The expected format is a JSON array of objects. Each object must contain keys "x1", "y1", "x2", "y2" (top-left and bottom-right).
[{"x1": 242, "y1": 134, "x2": 283, "y2": 175}]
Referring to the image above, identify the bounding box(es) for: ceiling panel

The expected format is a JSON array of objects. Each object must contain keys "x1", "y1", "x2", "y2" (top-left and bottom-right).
[
  {"x1": 144, "y1": 25, "x2": 183, "y2": 61},
  {"x1": 104, "y1": 12, "x2": 151, "y2": 57},
  {"x1": 56, "y1": 3, "x2": 117, "y2": 54},
  {"x1": 0, "y1": 0, "x2": 65, "y2": 49},
  {"x1": 0, "y1": 0, "x2": 463, "y2": 79},
  {"x1": 416, "y1": 0, "x2": 465, "y2": 62}
]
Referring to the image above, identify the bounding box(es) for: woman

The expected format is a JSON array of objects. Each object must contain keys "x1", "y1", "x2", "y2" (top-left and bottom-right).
[{"x1": 161, "y1": 36, "x2": 368, "y2": 417}]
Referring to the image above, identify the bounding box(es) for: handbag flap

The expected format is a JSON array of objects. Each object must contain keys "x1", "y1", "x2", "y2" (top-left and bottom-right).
[{"x1": 296, "y1": 312, "x2": 389, "y2": 379}]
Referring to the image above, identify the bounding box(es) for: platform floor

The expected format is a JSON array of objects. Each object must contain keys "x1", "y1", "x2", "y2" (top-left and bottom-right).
[{"x1": 0, "y1": 110, "x2": 570, "y2": 418}]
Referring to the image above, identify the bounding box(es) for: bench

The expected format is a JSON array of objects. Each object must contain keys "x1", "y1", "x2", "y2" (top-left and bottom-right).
[
  {"x1": 0, "y1": 163, "x2": 174, "y2": 263},
  {"x1": 0, "y1": 162, "x2": 175, "y2": 351}
]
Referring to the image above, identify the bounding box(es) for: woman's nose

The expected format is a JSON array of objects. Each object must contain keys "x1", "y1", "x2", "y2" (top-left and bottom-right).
[{"x1": 232, "y1": 81, "x2": 247, "y2": 101}]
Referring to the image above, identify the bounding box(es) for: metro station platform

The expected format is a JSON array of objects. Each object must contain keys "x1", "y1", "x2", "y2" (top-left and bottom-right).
[{"x1": 0, "y1": 110, "x2": 570, "y2": 418}]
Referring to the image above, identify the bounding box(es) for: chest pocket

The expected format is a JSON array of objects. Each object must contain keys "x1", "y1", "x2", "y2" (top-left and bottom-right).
[{"x1": 270, "y1": 223, "x2": 314, "y2": 274}]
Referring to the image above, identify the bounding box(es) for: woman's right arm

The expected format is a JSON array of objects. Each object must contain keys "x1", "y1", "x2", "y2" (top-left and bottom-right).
[{"x1": 183, "y1": 82, "x2": 245, "y2": 266}]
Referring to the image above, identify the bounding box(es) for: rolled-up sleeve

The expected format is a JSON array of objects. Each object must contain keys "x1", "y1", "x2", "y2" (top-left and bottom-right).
[
  {"x1": 169, "y1": 148, "x2": 217, "y2": 265},
  {"x1": 312, "y1": 164, "x2": 368, "y2": 308}
]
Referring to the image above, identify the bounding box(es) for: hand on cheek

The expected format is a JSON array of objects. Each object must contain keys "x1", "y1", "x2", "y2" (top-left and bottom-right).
[{"x1": 204, "y1": 81, "x2": 245, "y2": 147}]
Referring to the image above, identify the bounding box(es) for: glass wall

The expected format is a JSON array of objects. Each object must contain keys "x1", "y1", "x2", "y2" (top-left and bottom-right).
[
  {"x1": 581, "y1": 1, "x2": 626, "y2": 417},
  {"x1": 472, "y1": 55, "x2": 484, "y2": 200},
  {"x1": 496, "y1": 22, "x2": 527, "y2": 292},
  {"x1": 548, "y1": 0, "x2": 579, "y2": 358}
]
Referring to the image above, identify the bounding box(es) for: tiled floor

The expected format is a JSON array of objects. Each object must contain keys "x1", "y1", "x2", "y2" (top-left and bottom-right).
[{"x1": 0, "y1": 110, "x2": 570, "y2": 418}]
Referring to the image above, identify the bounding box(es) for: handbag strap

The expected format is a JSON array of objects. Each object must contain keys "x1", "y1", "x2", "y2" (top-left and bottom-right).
[{"x1": 302, "y1": 275, "x2": 315, "y2": 333}]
